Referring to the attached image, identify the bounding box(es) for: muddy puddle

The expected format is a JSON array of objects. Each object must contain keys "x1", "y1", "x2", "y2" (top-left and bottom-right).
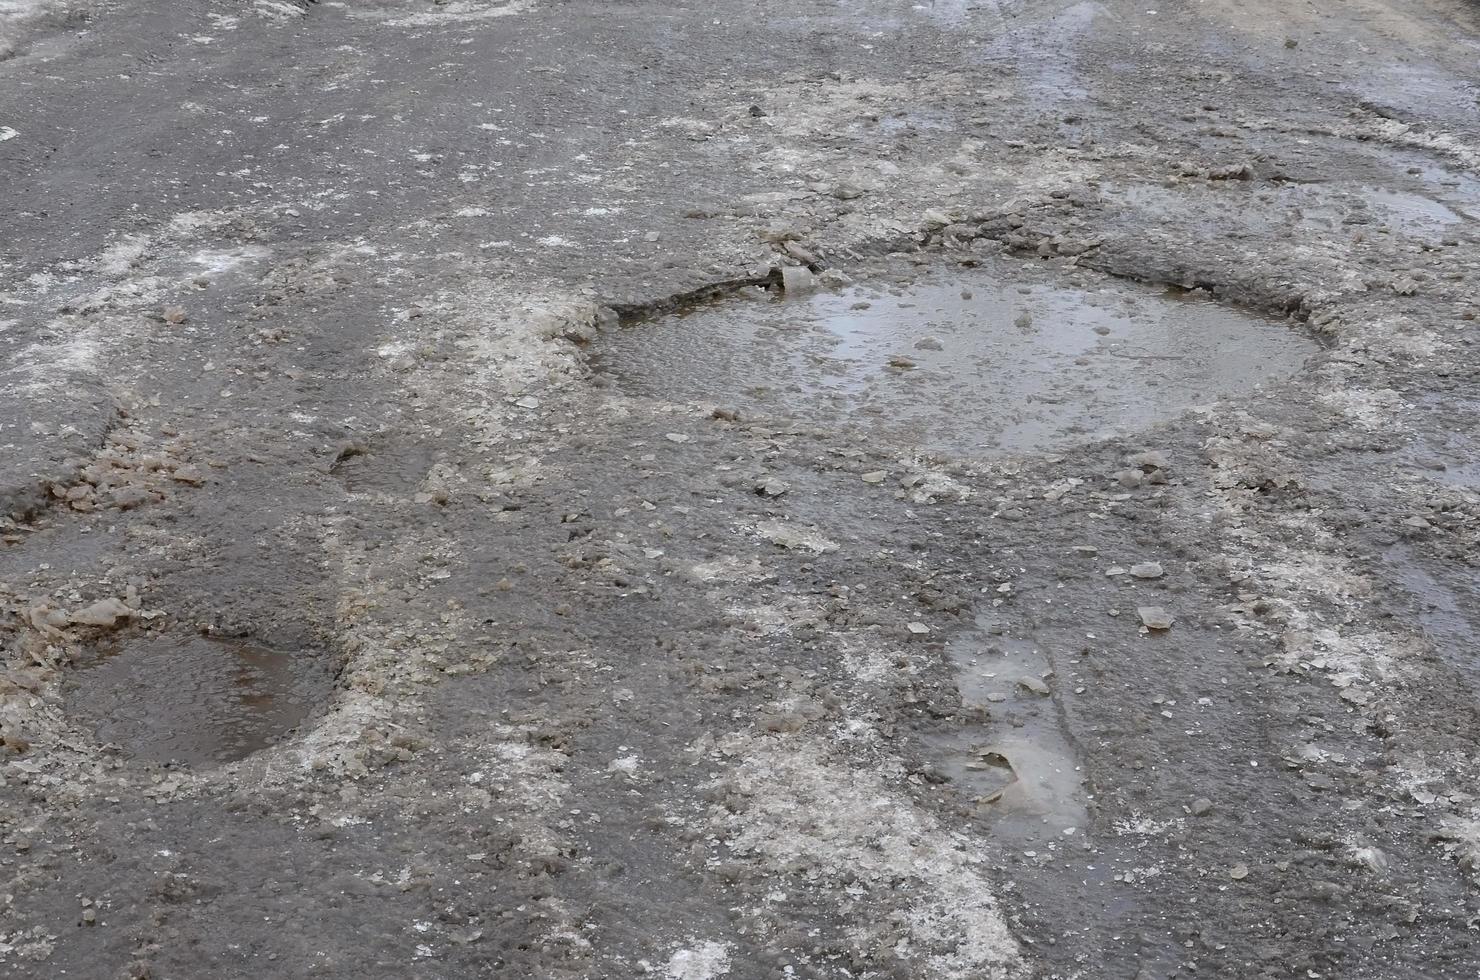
[
  {"x1": 64, "y1": 637, "x2": 333, "y2": 767},
  {"x1": 925, "y1": 615, "x2": 1088, "y2": 845},
  {"x1": 593, "y1": 263, "x2": 1316, "y2": 456}
]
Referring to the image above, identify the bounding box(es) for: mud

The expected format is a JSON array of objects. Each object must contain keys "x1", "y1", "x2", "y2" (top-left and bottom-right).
[{"x1": 597, "y1": 265, "x2": 1317, "y2": 455}]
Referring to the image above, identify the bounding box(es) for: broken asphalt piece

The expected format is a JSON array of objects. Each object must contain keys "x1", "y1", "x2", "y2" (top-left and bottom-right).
[
  {"x1": 969, "y1": 748, "x2": 1020, "y2": 804},
  {"x1": 780, "y1": 265, "x2": 814, "y2": 293},
  {"x1": 69, "y1": 597, "x2": 135, "y2": 628},
  {"x1": 754, "y1": 477, "x2": 790, "y2": 497}
]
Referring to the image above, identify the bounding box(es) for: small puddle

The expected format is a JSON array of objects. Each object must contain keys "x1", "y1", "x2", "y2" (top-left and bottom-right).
[
  {"x1": 593, "y1": 264, "x2": 1315, "y2": 456},
  {"x1": 1113, "y1": 181, "x2": 1468, "y2": 239},
  {"x1": 927, "y1": 616, "x2": 1088, "y2": 844},
  {"x1": 65, "y1": 637, "x2": 333, "y2": 767}
]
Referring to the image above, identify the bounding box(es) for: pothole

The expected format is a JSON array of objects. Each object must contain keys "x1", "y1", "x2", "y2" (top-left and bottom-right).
[
  {"x1": 64, "y1": 636, "x2": 334, "y2": 767},
  {"x1": 330, "y1": 437, "x2": 441, "y2": 494},
  {"x1": 593, "y1": 263, "x2": 1317, "y2": 455}
]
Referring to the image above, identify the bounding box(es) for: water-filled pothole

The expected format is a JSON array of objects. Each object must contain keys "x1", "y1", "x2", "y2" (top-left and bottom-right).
[
  {"x1": 594, "y1": 264, "x2": 1317, "y2": 455},
  {"x1": 925, "y1": 616, "x2": 1088, "y2": 843},
  {"x1": 64, "y1": 637, "x2": 333, "y2": 767}
]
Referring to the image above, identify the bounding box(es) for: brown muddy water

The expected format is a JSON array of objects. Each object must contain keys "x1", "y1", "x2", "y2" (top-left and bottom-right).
[
  {"x1": 593, "y1": 266, "x2": 1318, "y2": 455},
  {"x1": 64, "y1": 637, "x2": 333, "y2": 767}
]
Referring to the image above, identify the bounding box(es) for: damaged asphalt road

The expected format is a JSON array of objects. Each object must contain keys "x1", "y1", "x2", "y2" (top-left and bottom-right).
[{"x1": 3, "y1": 0, "x2": 1480, "y2": 976}]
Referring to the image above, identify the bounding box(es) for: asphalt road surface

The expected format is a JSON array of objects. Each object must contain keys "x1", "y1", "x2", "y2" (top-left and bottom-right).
[{"x1": 3, "y1": 1, "x2": 1480, "y2": 977}]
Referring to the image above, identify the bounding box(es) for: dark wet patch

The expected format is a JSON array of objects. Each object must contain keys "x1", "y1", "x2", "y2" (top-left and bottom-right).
[
  {"x1": 594, "y1": 264, "x2": 1317, "y2": 456},
  {"x1": 64, "y1": 636, "x2": 333, "y2": 767},
  {"x1": 1109, "y1": 179, "x2": 1473, "y2": 242},
  {"x1": 330, "y1": 437, "x2": 441, "y2": 494},
  {"x1": 1384, "y1": 545, "x2": 1480, "y2": 678}
]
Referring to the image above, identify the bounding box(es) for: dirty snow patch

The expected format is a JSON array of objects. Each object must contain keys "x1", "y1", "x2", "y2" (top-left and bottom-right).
[
  {"x1": 370, "y1": 0, "x2": 536, "y2": 27},
  {"x1": 707, "y1": 735, "x2": 1025, "y2": 979}
]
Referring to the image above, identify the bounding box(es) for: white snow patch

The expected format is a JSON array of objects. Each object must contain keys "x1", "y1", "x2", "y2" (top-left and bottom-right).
[{"x1": 664, "y1": 941, "x2": 731, "y2": 980}]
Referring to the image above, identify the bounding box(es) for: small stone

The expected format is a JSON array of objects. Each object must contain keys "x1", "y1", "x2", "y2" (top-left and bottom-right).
[
  {"x1": 1018, "y1": 676, "x2": 1050, "y2": 696},
  {"x1": 163, "y1": 306, "x2": 188, "y2": 324},
  {"x1": 1229, "y1": 863, "x2": 1250, "y2": 880},
  {"x1": 664, "y1": 432, "x2": 690, "y2": 444},
  {"x1": 644, "y1": 231, "x2": 660, "y2": 242},
  {"x1": 861, "y1": 471, "x2": 888, "y2": 484},
  {"x1": 906, "y1": 621, "x2": 931, "y2": 636},
  {"x1": 515, "y1": 396, "x2": 540, "y2": 409},
  {"x1": 1138, "y1": 606, "x2": 1173, "y2": 630},
  {"x1": 169, "y1": 465, "x2": 206, "y2": 486},
  {"x1": 1190, "y1": 797, "x2": 1214, "y2": 816},
  {"x1": 755, "y1": 478, "x2": 790, "y2": 497},
  {"x1": 1014, "y1": 311, "x2": 1033, "y2": 330},
  {"x1": 1130, "y1": 561, "x2": 1165, "y2": 580},
  {"x1": 1128, "y1": 450, "x2": 1169, "y2": 471},
  {"x1": 831, "y1": 182, "x2": 866, "y2": 200},
  {"x1": 921, "y1": 209, "x2": 953, "y2": 229},
  {"x1": 109, "y1": 486, "x2": 154, "y2": 510},
  {"x1": 914, "y1": 337, "x2": 943, "y2": 351},
  {"x1": 887, "y1": 355, "x2": 917, "y2": 369}
]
